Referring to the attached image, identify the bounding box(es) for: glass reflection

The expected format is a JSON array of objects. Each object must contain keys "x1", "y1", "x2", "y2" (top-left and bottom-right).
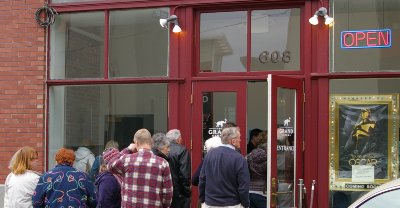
[
  {"x1": 50, "y1": 12, "x2": 104, "y2": 79},
  {"x1": 276, "y1": 87, "x2": 296, "y2": 207},
  {"x1": 109, "y1": 8, "x2": 169, "y2": 77},
  {"x1": 330, "y1": 0, "x2": 400, "y2": 72},
  {"x1": 251, "y1": 9, "x2": 300, "y2": 71},
  {"x1": 48, "y1": 84, "x2": 167, "y2": 169},
  {"x1": 200, "y1": 12, "x2": 247, "y2": 72},
  {"x1": 202, "y1": 92, "x2": 237, "y2": 155}
]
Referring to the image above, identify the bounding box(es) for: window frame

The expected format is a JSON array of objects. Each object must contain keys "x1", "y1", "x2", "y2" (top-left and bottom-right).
[
  {"x1": 194, "y1": 4, "x2": 305, "y2": 77},
  {"x1": 45, "y1": 5, "x2": 183, "y2": 170}
]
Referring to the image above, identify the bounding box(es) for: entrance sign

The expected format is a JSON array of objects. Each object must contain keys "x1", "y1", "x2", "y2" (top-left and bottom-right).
[
  {"x1": 208, "y1": 118, "x2": 227, "y2": 138},
  {"x1": 341, "y1": 29, "x2": 391, "y2": 49}
]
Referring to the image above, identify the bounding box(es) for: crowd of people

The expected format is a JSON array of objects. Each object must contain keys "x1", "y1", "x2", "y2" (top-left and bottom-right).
[
  {"x1": 3, "y1": 125, "x2": 276, "y2": 208},
  {"x1": 3, "y1": 128, "x2": 191, "y2": 208}
]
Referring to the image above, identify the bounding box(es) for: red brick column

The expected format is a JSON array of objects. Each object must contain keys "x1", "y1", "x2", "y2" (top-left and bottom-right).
[{"x1": 0, "y1": 0, "x2": 46, "y2": 183}]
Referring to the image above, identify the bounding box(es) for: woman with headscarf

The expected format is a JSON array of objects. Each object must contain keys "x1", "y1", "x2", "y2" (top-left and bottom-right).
[
  {"x1": 90, "y1": 139, "x2": 119, "y2": 181},
  {"x1": 32, "y1": 148, "x2": 97, "y2": 208},
  {"x1": 4, "y1": 146, "x2": 40, "y2": 208},
  {"x1": 95, "y1": 149, "x2": 121, "y2": 208}
]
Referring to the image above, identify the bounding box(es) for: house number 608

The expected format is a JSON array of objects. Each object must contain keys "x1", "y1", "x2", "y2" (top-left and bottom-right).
[{"x1": 259, "y1": 50, "x2": 291, "y2": 63}]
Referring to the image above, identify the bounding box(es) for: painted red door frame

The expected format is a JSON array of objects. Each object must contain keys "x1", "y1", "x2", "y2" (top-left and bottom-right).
[
  {"x1": 191, "y1": 81, "x2": 247, "y2": 207},
  {"x1": 268, "y1": 74, "x2": 304, "y2": 207}
]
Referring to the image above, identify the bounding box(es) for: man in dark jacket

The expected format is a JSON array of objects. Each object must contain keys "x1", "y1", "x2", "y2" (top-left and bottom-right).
[{"x1": 166, "y1": 129, "x2": 191, "y2": 208}]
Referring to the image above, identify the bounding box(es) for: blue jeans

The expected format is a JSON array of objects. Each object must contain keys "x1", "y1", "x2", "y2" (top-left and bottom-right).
[{"x1": 249, "y1": 193, "x2": 267, "y2": 208}]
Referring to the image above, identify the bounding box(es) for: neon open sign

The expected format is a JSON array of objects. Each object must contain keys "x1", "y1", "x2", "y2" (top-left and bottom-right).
[{"x1": 341, "y1": 29, "x2": 391, "y2": 49}]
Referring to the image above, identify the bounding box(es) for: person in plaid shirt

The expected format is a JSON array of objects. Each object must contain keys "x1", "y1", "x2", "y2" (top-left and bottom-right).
[{"x1": 104, "y1": 128, "x2": 173, "y2": 208}]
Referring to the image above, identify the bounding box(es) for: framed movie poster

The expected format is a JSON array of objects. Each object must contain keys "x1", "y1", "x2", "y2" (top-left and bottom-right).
[{"x1": 329, "y1": 94, "x2": 399, "y2": 191}]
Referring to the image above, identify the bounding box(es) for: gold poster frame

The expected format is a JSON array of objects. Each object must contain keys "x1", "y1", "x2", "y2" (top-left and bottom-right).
[{"x1": 329, "y1": 94, "x2": 399, "y2": 191}]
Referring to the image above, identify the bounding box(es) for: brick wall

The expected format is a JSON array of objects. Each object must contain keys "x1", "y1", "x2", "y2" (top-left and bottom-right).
[{"x1": 0, "y1": 0, "x2": 46, "y2": 183}]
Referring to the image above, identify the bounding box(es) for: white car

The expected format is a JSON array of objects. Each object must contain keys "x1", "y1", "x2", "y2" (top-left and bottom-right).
[{"x1": 348, "y1": 178, "x2": 400, "y2": 208}]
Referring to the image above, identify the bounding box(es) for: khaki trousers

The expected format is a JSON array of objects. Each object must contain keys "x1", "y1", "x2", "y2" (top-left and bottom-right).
[{"x1": 202, "y1": 203, "x2": 244, "y2": 208}]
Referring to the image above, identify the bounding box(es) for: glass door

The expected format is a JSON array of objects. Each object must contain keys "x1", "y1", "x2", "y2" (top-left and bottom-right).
[
  {"x1": 192, "y1": 81, "x2": 247, "y2": 158},
  {"x1": 267, "y1": 74, "x2": 304, "y2": 208},
  {"x1": 191, "y1": 81, "x2": 247, "y2": 207},
  {"x1": 191, "y1": 76, "x2": 303, "y2": 208}
]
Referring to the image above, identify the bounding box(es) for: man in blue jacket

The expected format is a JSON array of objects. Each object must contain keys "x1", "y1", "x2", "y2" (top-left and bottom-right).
[{"x1": 199, "y1": 126, "x2": 250, "y2": 208}]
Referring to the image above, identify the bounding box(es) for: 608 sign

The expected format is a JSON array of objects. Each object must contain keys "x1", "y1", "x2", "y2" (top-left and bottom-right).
[{"x1": 259, "y1": 50, "x2": 291, "y2": 63}]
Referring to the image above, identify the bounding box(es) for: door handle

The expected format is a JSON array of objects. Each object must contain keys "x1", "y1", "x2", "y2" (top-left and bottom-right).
[
  {"x1": 271, "y1": 177, "x2": 277, "y2": 207},
  {"x1": 276, "y1": 184, "x2": 293, "y2": 194},
  {"x1": 309, "y1": 180, "x2": 316, "y2": 208},
  {"x1": 298, "y1": 179, "x2": 306, "y2": 208}
]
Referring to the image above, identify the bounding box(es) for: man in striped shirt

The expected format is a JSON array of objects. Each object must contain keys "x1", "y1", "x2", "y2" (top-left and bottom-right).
[{"x1": 105, "y1": 128, "x2": 173, "y2": 208}]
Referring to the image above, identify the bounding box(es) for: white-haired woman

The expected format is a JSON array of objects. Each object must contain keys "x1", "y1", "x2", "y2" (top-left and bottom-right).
[{"x1": 191, "y1": 136, "x2": 222, "y2": 186}]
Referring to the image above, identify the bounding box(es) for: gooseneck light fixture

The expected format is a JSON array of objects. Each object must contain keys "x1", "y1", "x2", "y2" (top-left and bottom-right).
[
  {"x1": 309, "y1": 7, "x2": 334, "y2": 26},
  {"x1": 159, "y1": 15, "x2": 182, "y2": 33}
]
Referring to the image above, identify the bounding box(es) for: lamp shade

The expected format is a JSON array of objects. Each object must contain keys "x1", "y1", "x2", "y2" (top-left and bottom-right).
[
  {"x1": 172, "y1": 25, "x2": 182, "y2": 33},
  {"x1": 159, "y1": 15, "x2": 181, "y2": 32},
  {"x1": 309, "y1": 15, "x2": 319, "y2": 25},
  {"x1": 324, "y1": 15, "x2": 334, "y2": 25},
  {"x1": 309, "y1": 7, "x2": 334, "y2": 26},
  {"x1": 159, "y1": 19, "x2": 168, "y2": 27}
]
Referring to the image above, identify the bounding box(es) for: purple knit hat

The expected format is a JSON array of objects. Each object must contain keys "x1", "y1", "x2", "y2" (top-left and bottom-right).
[{"x1": 102, "y1": 148, "x2": 119, "y2": 164}]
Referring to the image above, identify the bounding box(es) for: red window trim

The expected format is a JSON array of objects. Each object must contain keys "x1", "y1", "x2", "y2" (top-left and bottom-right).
[
  {"x1": 310, "y1": 72, "x2": 400, "y2": 79},
  {"x1": 194, "y1": 5, "x2": 305, "y2": 76},
  {"x1": 50, "y1": 0, "x2": 306, "y2": 13},
  {"x1": 46, "y1": 78, "x2": 185, "y2": 86}
]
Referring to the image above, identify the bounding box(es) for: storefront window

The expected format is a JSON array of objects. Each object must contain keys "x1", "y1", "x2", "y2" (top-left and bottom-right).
[
  {"x1": 50, "y1": 12, "x2": 105, "y2": 79},
  {"x1": 328, "y1": 78, "x2": 400, "y2": 207},
  {"x1": 251, "y1": 9, "x2": 300, "y2": 71},
  {"x1": 109, "y1": 8, "x2": 169, "y2": 77},
  {"x1": 200, "y1": 11, "x2": 247, "y2": 72},
  {"x1": 330, "y1": 0, "x2": 400, "y2": 72},
  {"x1": 48, "y1": 84, "x2": 167, "y2": 169},
  {"x1": 200, "y1": 8, "x2": 300, "y2": 73},
  {"x1": 50, "y1": 8, "x2": 169, "y2": 79}
]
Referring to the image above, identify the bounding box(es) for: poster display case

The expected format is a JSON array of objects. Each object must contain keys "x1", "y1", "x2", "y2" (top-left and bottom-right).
[{"x1": 329, "y1": 94, "x2": 399, "y2": 191}]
